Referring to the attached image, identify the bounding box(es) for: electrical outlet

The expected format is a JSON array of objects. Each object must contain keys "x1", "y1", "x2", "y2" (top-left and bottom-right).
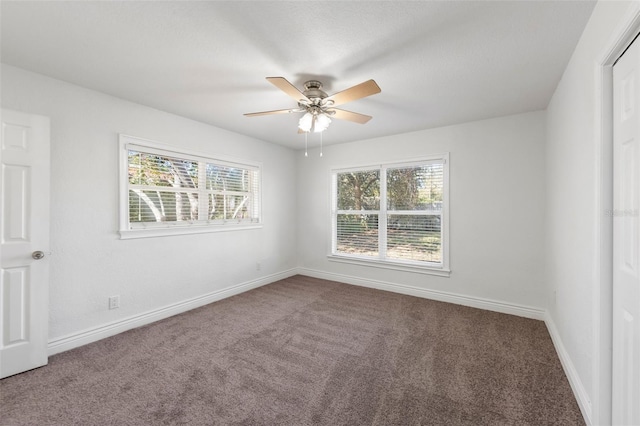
[
  {"x1": 256, "y1": 262, "x2": 261, "y2": 271},
  {"x1": 108, "y1": 295, "x2": 120, "y2": 310}
]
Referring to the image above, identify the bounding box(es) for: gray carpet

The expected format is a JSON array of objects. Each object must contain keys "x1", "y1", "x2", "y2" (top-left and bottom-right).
[{"x1": 1, "y1": 275, "x2": 584, "y2": 425}]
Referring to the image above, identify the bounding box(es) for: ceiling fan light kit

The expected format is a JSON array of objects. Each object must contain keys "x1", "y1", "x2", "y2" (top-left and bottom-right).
[
  {"x1": 299, "y1": 110, "x2": 332, "y2": 133},
  {"x1": 245, "y1": 77, "x2": 381, "y2": 135}
]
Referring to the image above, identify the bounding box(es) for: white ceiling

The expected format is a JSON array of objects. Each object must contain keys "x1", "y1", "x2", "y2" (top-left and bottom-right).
[{"x1": 1, "y1": 1, "x2": 596, "y2": 149}]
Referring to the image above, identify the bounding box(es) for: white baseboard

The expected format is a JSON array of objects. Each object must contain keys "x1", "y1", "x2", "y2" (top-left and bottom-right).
[
  {"x1": 296, "y1": 268, "x2": 546, "y2": 320},
  {"x1": 47, "y1": 269, "x2": 298, "y2": 356},
  {"x1": 544, "y1": 312, "x2": 592, "y2": 426}
]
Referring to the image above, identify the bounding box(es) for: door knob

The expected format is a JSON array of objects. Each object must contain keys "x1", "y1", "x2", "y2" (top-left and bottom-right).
[{"x1": 32, "y1": 251, "x2": 45, "y2": 260}]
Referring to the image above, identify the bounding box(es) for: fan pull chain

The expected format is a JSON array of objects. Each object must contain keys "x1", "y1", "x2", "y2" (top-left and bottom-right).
[
  {"x1": 304, "y1": 132, "x2": 308, "y2": 157},
  {"x1": 320, "y1": 131, "x2": 323, "y2": 157}
]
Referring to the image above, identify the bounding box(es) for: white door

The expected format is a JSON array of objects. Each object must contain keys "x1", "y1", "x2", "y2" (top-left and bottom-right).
[
  {"x1": 613, "y1": 37, "x2": 640, "y2": 426},
  {"x1": 0, "y1": 109, "x2": 50, "y2": 379}
]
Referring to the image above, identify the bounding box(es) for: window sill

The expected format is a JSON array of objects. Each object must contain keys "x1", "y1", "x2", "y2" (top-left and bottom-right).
[
  {"x1": 120, "y1": 223, "x2": 262, "y2": 239},
  {"x1": 327, "y1": 254, "x2": 451, "y2": 277}
]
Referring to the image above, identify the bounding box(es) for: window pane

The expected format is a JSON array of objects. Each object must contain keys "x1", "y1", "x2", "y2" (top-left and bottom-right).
[
  {"x1": 336, "y1": 214, "x2": 378, "y2": 257},
  {"x1": 226, "y1": 194, "x2": 251, "y2": 219},
  {"x1": 206, "y1": 164, "x2": 251, "y2": 191},
  {"x1": 387, "y1": 214, "x2": 441, "y2": 262},
  {"x1": 387, "y1": 164, "x2": 443, "y2": 211},
  {"x1": 128, "y1": 151, "x2": 198, "y2": 189},
  {"x1": 337, "y1": 170, "x2": 380, "y2": 210},
  {"x1": 129, "y1": 190, "x2": 198, "y2": 223},
  {"x1": 208, "y1": 193, "x2": 225, "y2": 220},
  {"x1": 207, "y1": 194, "x2": 254, "y2": 221}
]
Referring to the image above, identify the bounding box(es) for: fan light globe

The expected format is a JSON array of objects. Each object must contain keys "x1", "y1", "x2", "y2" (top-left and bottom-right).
[
  {"x1": 298, "y1": 112, "x2": 313, "y2": 132},
  {"x1": 314, "y1": 114, "x2": 331, "y2": 133}
]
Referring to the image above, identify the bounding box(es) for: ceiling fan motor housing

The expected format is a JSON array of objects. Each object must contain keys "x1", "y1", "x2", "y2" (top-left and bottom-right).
[{"x1": 302, "y1": 80, "x2": 328, "y2": 104}]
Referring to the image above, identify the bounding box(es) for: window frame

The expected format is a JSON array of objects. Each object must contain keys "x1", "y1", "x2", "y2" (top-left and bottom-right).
[
  {"x1": 119, "y1": 134, "x2": 262, "y2": 239},
  {"x1": 329, "y1": 154, "x2": 450, "y2": 277}
]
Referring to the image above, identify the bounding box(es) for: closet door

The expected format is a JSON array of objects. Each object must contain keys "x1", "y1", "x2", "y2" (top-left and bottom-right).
[{"x1": 612, "y1": 35, "x2": 640, "y2": 426}]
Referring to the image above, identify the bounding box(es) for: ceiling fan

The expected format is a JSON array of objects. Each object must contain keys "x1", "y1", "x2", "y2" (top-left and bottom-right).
[{"x1": 244, "y1": 77, "x2": 381, "y2": 133}]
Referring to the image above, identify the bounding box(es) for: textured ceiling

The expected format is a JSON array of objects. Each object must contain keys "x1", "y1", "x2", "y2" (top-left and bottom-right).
[{"x1": 1, "y1": 1, "x2": 596, "y2": 149}]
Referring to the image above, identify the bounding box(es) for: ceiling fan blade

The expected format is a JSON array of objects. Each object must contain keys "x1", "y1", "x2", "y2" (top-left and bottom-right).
[
  {"x1": 328, "y1": 108, "x2": 372, "y2": 124},
  {"x1": 244, "y1": 108, "x2": 302, "y2": 117},
  {"x1": 325, "y1": 80, "x2": 381, "y2": 107},
  {"x1": 266, "y1": 77, "x2": 310, "y2": 104}
]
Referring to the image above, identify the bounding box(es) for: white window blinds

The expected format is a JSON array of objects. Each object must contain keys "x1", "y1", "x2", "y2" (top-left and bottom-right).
[
  {"x1": 121, "y1": 135, "x2": 260, "y2": 237},
  {"x1": 332, "y1": 156, "x2": 448, "y2": 269}
]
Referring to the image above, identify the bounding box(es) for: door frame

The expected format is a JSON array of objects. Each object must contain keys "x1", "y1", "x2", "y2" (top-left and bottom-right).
[{"x1": 594, "y1": 3, "x2": 640, "y2": 425}]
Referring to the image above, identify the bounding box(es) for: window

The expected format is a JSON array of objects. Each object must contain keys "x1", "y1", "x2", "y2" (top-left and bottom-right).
[
  {"x1": 330, "y1": 155, "x2": 449, "y2": 275},
  {"x1": 119, "y1": 135, "x2": 260, "y2": 238}
]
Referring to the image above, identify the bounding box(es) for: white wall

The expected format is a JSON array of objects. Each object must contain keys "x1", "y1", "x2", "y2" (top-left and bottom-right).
[
  {"x1": 545, "y1": 1, "x2": 634, "y2": 424},
  {"x1": 1, "y1": 64, "x2": 298, "y2": 342},
  {"x1": 296, "y1": 111, "x2": 547, "y2": 311}
]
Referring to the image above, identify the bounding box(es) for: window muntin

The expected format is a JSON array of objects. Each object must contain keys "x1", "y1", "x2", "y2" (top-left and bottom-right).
[
  {"x1": 120, "y1": 135, "x2": 260, "y2": 237},
  {"x1": 332, "y1": 157, "x2": 448, "y2": 270}
]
